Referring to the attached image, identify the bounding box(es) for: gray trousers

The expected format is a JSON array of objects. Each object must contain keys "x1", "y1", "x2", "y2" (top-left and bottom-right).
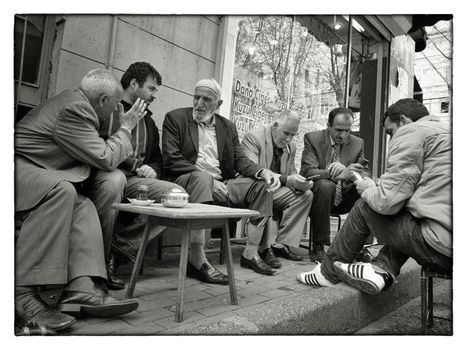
[
  {"x1": 85, "y1": 169, "x2": 179, "y2": 258},
  {"x1": 15, "y1": 181, "x2": 107, "y2": 286},
  {"x1": 265, "y1": 187, "x2": 313, "y2": 250},
  {"x1": 322, "y1": 199, "x2": 452, "y2": 285},
  {"x1": 175, "y1": 171, "x2": 273, "y2": 247}
]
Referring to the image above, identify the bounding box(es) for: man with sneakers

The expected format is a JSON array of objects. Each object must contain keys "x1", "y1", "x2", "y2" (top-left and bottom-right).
[
  {"x1": 15, "y1": 69, "x2": 141, "y2": 332},
  {"x1": 297, "y1": 99, "x2": 452, "y2": 294},
  {"x1": 241, "y1": 110, "x2": 313, "y2": 269},
  {"x1": 300, "y1": 107, "x2": 370, "y2": 262}
]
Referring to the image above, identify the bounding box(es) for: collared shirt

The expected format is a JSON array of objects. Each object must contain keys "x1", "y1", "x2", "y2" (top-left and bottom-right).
[
  {"x1": 100, "y1": 100, "x2": 148, "y2": 173},
  {"x1": 194, "y1": 117, "x2": 222, "y2": 180}
]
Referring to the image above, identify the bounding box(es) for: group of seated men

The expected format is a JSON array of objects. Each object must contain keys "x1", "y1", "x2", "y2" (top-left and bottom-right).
[{"x1": 15, "y1": 61, "x2": 452, "y2": 333}]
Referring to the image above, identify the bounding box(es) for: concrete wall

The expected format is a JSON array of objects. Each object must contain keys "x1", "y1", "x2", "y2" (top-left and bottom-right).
[{"x1": 50, "y1": 15, "x2": 222, "y2": 130}]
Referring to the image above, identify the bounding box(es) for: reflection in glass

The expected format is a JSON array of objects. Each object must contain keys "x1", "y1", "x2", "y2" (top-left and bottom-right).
[{"x1": 14, "y1": 15, "x2": 46, "y2": 84}]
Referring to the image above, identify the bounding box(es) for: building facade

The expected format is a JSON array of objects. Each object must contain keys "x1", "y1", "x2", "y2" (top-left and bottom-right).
[{"x1": 14, "y1": 14, "x2": 428, "y2": 177}]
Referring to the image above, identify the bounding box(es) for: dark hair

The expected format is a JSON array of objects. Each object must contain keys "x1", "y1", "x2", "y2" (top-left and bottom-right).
[
  {"x1": 383, "y1": 98, "x2": 429, "y2": 124},
  {"x1": 120, "y1": 62, "x2": 162, "y2": 89},
  {"x1": 328, "y1": 107, "x2": 354, "y2": 126}
]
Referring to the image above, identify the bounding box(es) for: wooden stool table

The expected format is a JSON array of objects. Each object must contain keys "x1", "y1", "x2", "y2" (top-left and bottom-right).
[{"x1": 112, "y1": 202, "x2": 259, "y2": 322}]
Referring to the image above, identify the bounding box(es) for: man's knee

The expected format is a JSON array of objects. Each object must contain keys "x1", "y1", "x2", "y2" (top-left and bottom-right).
[
  {"x1": 99, "y1": 169, "x2": 127, "y2": 192},
  {"x1": 312, "y1": 179, "x2": 335, "y2": 196},
  {"x1": 53, "y1": 181, "x2": 78, "y2": 201},
  {"x1": 183, "y1": 172, "x2": 213, "y2": 191},
  {"x1": 302, "y1": 189, "x2": 313, "y2": 202}
]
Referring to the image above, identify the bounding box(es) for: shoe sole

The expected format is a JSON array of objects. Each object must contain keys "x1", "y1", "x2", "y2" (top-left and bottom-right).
[
  {"x1": 106, "y1": 282, "x2": 126, "y2": 291},
  {"x1": 58, "y1": 300, "x2": 139, "y2": 318},
  {"x1": 334, "y1": 264, "x2": 380, "y2": 295},
  {"x1": 240, "y1": 261, "x2": 276, "y2": 275}
]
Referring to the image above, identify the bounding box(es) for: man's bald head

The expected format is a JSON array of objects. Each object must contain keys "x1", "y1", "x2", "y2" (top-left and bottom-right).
[{"x1": 79, "y1": 69, "x2": 123, "y2": 121}]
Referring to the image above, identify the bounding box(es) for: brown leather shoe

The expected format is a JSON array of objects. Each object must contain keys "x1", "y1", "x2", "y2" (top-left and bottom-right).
[
  {"x1": 187, "y1": 261, "x2": 229, "y2": 285},
  {"x1": 57, "y1": 286, "x2": 138, "y2": 318},
  {"x1": 240, "y1": 255, "x2": 276, "y2": 275},
  {"x1": 16, "y1": 292, "x2": 76, "y2": 332}
]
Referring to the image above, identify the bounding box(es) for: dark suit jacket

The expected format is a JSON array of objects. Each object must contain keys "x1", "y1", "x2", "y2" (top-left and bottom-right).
[
  {"x1": 162, "y1": 107, "x2": 262, "y2": 181},
  {"x1": 15, "y1": 89, "x2": 133, "y2": 211},
  {"x1": 300, "y1": 129, "x2": 371, "y2": 189},
  {"x1": 99, "y1": 100, "x2": 162, "y2": 177}
]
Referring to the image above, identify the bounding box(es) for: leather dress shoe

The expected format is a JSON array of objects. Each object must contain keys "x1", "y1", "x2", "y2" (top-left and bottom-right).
[
  {"x1": 240, "y1": 255, "x2": 276, "y2": 275},
  {"x1": 187, "y1": 261, "x2": 229, "y2": 285},
  {"x1": 16, "y1": 292, "x2": 76, "y2": 332},
  {"x1": 355, "y1": 247, "x2": 375, "y2": 263},
  {"x1": 57, "y1": 286, "x2": 138, "y2": 318},
  {"x1": 271, "y1": 245, "x2": 304, "y2": 261},
  {"x1": 258, "y1": 248, "x2": 282, "y2": 268},
  {"x1": 309, "y1": 244, "x2": 326, "y2": 263},
  {"x1": 106, "y1": 253, "x2": 125, "y2": 290}
]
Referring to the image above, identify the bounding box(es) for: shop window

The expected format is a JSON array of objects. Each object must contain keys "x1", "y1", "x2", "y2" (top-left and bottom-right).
[
  {"x1": 231, "y1": 15, "x2": 349, "y2": 167},
  {"x1": 14, "y1": 15, "x2": 46, "y2": 85}
]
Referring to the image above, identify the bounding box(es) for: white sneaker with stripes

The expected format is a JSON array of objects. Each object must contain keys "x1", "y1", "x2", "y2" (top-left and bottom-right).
[
  {"x1": 333, "y1": 261, "x2": 388, "y2": 295},
  {"x1": 296, "y1": 263, "x2": 335, "y2": 288}
]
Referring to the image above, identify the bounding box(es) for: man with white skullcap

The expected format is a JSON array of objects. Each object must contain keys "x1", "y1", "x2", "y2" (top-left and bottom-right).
[{"x1": 162, "y1": 78, "x2": 281, "y2": 281}]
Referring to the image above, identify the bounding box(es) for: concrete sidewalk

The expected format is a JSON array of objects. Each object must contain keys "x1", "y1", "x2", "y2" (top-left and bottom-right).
[{"x1": 41, "y1": 242, "x2": 441, "y2": 335}]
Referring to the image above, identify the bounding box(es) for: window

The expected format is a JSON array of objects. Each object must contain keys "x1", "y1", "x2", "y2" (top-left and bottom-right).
[{"x1": 14, "y1": 15, "x2": 47, "y2": 85}]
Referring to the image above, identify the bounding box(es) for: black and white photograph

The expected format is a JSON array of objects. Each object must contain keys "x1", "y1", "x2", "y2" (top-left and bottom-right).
[{"x1": 4, "y1": 0, "x2": 464, "y2": 345}]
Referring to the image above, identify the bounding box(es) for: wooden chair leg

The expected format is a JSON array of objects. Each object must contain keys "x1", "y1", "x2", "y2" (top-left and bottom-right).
[
  {"x1": 223, "y1": 220, "x2": 237, "y2": 305},
  {"x1": 428, "y1": 275, "x2": 434, "y2": 328},
  {"x1": 126, "y1": 216, "x2": 152, "y2": 299},
  {"x1": 421, "y1": 270, "x2": 428, "y2": 334},
  {"x1": 175, "y1": 221, "x2": 191, "y2": 323},
  {"x1": 157, "y1": 235, "x2": 163, "y2": 260},
  {"x1": 219, "y1": 235, "x2": 225, "y2": 265}
]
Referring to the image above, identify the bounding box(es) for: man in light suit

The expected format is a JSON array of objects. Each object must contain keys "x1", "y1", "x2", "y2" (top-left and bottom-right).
[
  {"x1": 241, "y1": 110, "x2": 313, "y2": 268},
  {"x1": 300, "y1": 107, "x2": 370, "y2": 262},
  {"x1": 15, "y1": 69, "x2": 142, "y2": 332},
  {"x1": 162, "y1": 78, "x2": 280, "y2": 278}
]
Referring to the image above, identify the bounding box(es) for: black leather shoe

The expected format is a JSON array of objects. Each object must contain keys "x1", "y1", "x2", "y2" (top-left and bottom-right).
[
  {"x1": 187, "y1": 262, "x2": 229, "y2": 285},
  {"x1": 16, "y1": 292, "x2": 76, "y2": 332},
  {"x1": 240, "y1": 255, "x2": 276, "y2": 275},
  {"x1": 271, "y1": 245, "x2": 304, "y2": 261},
  {"x1": 310, "y1": 244, "x2": 326, "y2": 263},
  {"x1": 106, "y1": 253, "x2": 125, "y2": 290},
  {"x1": 355, "y1": 247, "x2": 375, "y2": 263},
  {"x1": 258, "y1": 248, "x2": 282, "y2": 268},
  {"x1": 57, "y1": 287, "x2": 138, "y2": 318}
]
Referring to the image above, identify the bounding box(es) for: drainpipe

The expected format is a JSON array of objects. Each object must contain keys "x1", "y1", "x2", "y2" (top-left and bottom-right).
[
  {"x1": 344, "y1": 15, "x2": 353, "y2": 107},
  {"x1": 107, "y1": 15, "x2": 118, "y2": 70}
]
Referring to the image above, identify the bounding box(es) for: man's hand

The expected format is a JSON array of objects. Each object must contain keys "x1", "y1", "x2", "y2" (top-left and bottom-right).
[
  {"x1": 259, "y1": 169, "x2": 281, "y2": 192},
  {"x1": 354, "y1": 177, "x2": 376, "y2": 195},
  {"x1": 286, "y1": 174, "x2": 313, "y2": 192},
  {"x1": 118, "y1": 98, "x2": 147, "y2": 131},
  {"x1": 212, "y1": 179, "x2": 229, "y2": 203},
  {"x1": 136, "y1": 165, "x2": 157, "y2": 179},
  {"x1": 328, "y1": 162, "x2": 346, "y2": 179}
]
